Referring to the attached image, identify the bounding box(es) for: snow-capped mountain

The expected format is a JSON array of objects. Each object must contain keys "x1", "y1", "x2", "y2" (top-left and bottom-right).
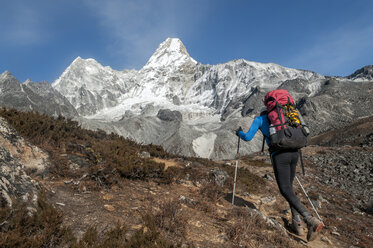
[
  {"x1": 184, "y1": 60, "x2": 323, "y2": 116},
  {"x1": 141, "y1": 37, "x2": 197, "y2": 70},
  {"x1": 2, "y1": 38, "x2": 372, "y2": 159},
  {"x1": 53, "y1": 57, "x2": 137, "y2": 116},
  {"x1": 49, "y1": 38, "x2": 330, "y2": 159},
  {"x1": 52, "y1": 38, "x2": 324, "y2": 121}
]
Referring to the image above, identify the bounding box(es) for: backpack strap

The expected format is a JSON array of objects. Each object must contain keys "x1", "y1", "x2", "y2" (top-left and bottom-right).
[{"x1": 275, "y1": 103, "x2": 287, "y2": 131}]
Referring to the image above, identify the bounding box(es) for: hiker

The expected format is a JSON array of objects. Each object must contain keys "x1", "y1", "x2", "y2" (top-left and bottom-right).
[{"x1": 235, "y1": 89, "x2": 323, "y2": 241}]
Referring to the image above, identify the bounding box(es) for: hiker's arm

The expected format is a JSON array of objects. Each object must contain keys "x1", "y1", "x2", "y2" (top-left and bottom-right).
[{"x1": 238, "y1": 117, "x2": 262, "y2": 142}]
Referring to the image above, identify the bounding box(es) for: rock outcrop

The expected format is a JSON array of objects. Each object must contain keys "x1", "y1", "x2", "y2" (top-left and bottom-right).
[{"x1": 0, "y1": 117, "x2": 47, "y2": 208}]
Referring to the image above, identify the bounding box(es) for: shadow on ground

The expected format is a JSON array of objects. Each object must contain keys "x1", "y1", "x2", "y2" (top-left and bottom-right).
[{"x1": 224, "y1": 193, "x2": 257, "y2": 209}]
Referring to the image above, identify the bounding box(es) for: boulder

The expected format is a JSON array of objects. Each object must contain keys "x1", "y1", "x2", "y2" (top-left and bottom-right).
[
  {"x1": 210, "y1": 167, "x2": 229, "y2": 187},
  {"x1": 157, "y1": 109, "x2": 182, "y2": 122}
]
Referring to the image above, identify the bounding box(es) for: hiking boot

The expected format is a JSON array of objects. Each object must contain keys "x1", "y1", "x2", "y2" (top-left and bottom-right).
[
  {"x1": 292, "y1": 219, "x2": 304, "y2": 236},
  {"x1": 306, "y1": 216, "x2": 324, "y2": 241}
]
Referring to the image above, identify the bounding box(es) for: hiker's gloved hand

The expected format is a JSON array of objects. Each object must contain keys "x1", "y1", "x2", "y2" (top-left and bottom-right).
[{"x1": 235, "y1": 126, "x2": 243, "y2": 136}]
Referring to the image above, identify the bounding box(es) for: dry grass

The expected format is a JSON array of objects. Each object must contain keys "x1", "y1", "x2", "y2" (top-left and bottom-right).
[
  {"x1": 0, "y1": 109, "x2": 172, "y2": 184},
  {"x1": 226, "y1": 207, "x2": 297, "y2": 248},
  {"x1": 0, "y1": 193, "x2": 75, "y2": 248},
  {"x1": 199, "y1": 181, "x2": 225, "y2": 203},
  {"x1": 0, "y1": 194, "x2": 179, "y2": 248},
  {"x1": 221, "y1": 164, "x2": 266, "y2": 194},
  {"x1": 0, "y1": 109, "x2": 223, "y2": 187},
  {"x1": 0, "y1": 108, "x2": 301, "y2": 247},
  {"x1": 241, "y1": 157, "x2": 271, "y2": 167},
  {"x1": 143, "y1": 199, "x2": 188, "y2": 244}
]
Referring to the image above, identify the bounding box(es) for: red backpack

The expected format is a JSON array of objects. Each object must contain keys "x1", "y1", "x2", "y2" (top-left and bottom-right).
[{"x1": 264, "y1": 89, "x2": 309, "y2": 150}]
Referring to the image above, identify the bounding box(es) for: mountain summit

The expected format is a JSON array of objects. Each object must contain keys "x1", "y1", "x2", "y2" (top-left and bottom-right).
[
  {"x1": 347, "y1": 65, "x2": 373, "y2": 81},
  {"x1": 41, "y1": 38, "x2": 373, "y2": 159},
  {"x1": 142, "y1": 38, "x2": 197, "y2": 70}
]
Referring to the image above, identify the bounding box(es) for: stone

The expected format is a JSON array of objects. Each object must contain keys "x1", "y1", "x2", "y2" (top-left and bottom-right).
[
  {"x1": 260, "y1": 196, "x2": 276, "y2": 205},
  {"x1": 263, "y1": 174, "x2": 274, "y2": 181},
  {"x1": 1, "y1": 189, "x2": 12, "y2": 207},
  {"x1": 104, "y1": 204, "x2": 115, "y2": 211},
  {"x1": 179, "y1": 195, "x2": 198, "y2": 206},
  {"x1": 321, "y1": 236, "x2": 333, "y2": 245},
  {"x1": 312, "y1": 149, "x2": 372, "y2": 203},
  {"x1": 139, "y1": 151, "x2": 151, "y2": 159},
  {"x1": 251, "y1": 209, "x2": 287, "y2": 235},
  {"x1": 156, "y1": 109, "x2": 182, "y2": 122},
  {"x1": 210, "y1": 167, "x2": 228, "y2": 187}
]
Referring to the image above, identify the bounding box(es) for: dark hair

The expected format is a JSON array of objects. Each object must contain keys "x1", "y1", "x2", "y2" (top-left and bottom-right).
[{"x1": 260, "y1": 110, "x2": 268, "y2": 116}]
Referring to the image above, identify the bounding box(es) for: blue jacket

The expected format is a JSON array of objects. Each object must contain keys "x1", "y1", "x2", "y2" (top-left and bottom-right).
[{"x1": 238, "y1": 114, "x2": 270, "y2": 145}]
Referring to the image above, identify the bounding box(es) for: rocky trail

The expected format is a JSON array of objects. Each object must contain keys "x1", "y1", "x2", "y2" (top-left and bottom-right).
[{"x1": 34, "y1": 148, "x2": 372, "y2": 247}]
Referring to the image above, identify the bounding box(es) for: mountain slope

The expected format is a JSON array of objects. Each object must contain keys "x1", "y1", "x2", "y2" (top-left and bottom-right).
[
  {"x1": 2, "y1": 38, "x2": 373, "y2": 159},
  {"x1": 1, "y1": 109, "x2": 372, "y2": 247},
  {"x1": 0, "y1": 71, "x2": 77, "y2": 118}
]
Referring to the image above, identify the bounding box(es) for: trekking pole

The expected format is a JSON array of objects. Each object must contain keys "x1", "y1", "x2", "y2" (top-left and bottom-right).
[
  {"x1": 232, "y1": 136, "x2": 240, "y2": 205},
  {"x1": 295, "y1": 176, "x2": 323, "y2": 222}
]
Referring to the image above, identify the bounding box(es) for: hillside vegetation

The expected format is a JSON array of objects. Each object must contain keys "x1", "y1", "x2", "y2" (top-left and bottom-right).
[
  {"x1": 1, "y1": 108, "x2": 288, "y2": 247},
  {"x1": 1, "y1": 108, "x2": 372, "y2": 247}
]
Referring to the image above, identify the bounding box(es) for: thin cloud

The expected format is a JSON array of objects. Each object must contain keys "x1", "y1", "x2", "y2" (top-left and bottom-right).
[
  {"x1": 0, "y1": 3, "x2": 46, "y2": 46},
  {"x1": 83, "y1": 0, "x2": 205, "y2": 69},
  {"x1": 287, "y1": 24, "x2": 373, "y2": 76}
]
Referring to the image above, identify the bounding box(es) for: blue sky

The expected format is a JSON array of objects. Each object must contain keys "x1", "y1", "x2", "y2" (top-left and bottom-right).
[{"x1": 1, "y1": 0, "x2": 372, "y2": 83}]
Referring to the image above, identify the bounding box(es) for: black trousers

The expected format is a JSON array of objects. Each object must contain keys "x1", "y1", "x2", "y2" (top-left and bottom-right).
[{"x1": 271, "y1": 150, "x2": 310, "y2": 219}]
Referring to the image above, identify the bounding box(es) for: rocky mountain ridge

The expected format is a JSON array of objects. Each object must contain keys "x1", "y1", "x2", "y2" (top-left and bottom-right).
[
  {"x1": 347, "y1": 65, "x2": 373, "y2": 81},
  {"x1": 52, "y1": 38, "x2": 325, "y2": 120},
  {"x1": 0, "y1": 71, "x2": 77, "y2": 118},
  {"x1": 1, "y1": 38, "x2": 373, "y2": 159}
]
